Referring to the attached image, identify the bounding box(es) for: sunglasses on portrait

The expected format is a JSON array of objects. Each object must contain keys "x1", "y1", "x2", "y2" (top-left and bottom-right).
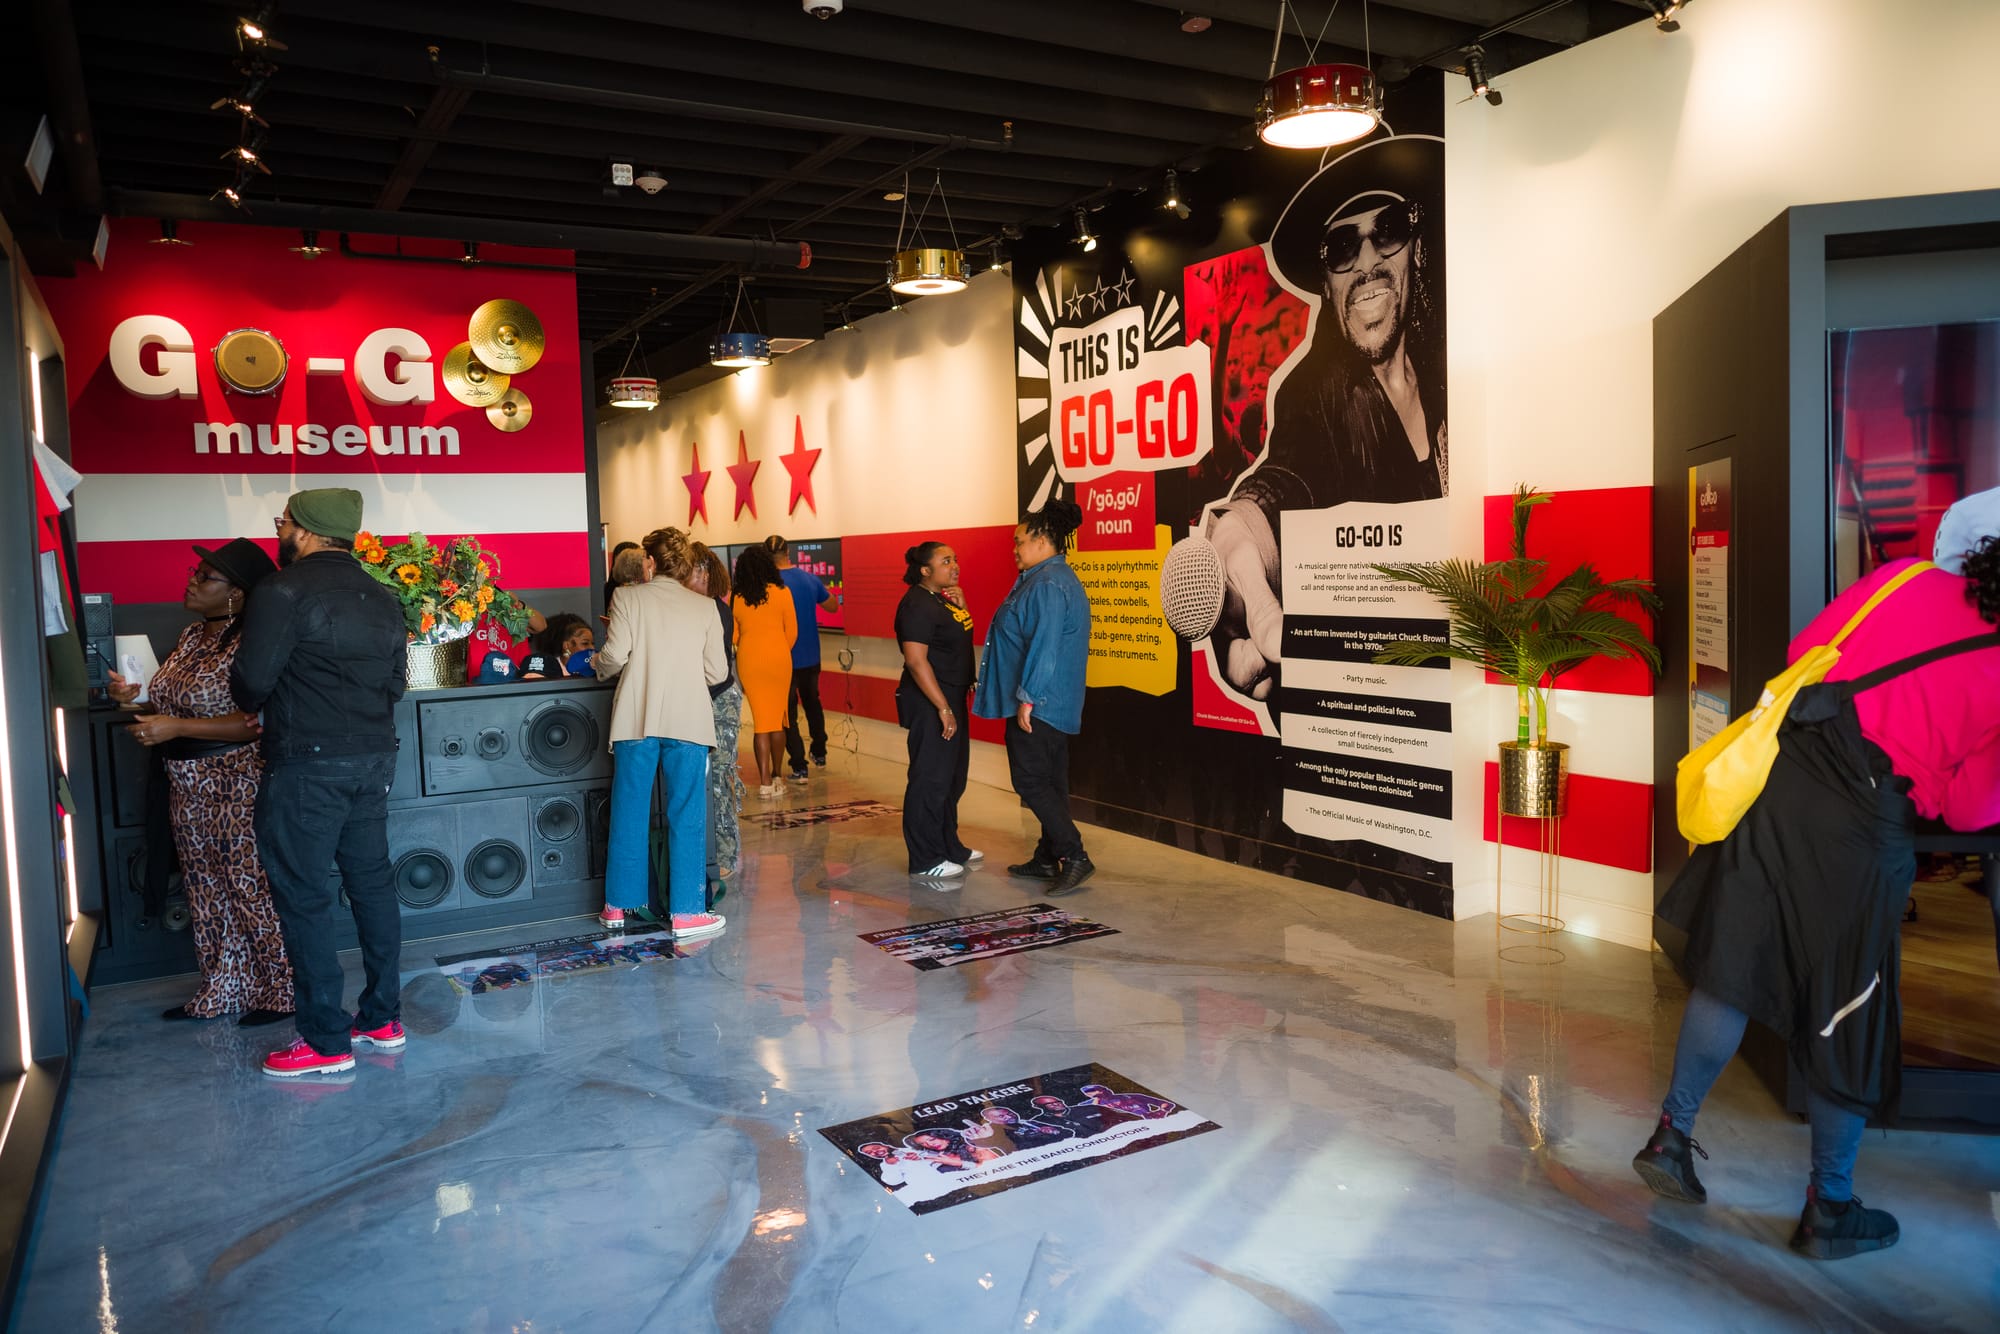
[{"x1": 1319, "y1": 201, "x2": 1421, "y2": 275}]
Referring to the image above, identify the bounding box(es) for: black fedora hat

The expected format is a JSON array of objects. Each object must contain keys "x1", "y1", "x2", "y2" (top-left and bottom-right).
[
  {"x1": 192, "y1": 537, "x2": 279, "y2": 592},
  {"x1": 1265, "y1": 133, "x2": 1444, "y2": 295}
]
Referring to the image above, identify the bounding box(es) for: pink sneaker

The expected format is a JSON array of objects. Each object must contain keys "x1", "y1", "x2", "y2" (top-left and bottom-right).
[
  {"x1": 351, "y1": 1019, "x2": 406, "y2": 1050},
  {"x1": 599, "y1": 907, "x2": 626, "y2": 931},
  {"x1": 670, "y1": 912, "x2": 727, "y2": 941},
  {"x1": 263, "y1": 1037, "x2": 356, "y2": 1078}
]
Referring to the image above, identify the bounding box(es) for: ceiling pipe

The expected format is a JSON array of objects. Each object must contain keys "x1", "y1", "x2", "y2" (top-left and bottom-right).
[
  {"x1": 108, "y1": 189, "x2": 812, "y2": 269},
  {"x1": 430, "y1": 61, "x2": 1015, "y2": 154}
]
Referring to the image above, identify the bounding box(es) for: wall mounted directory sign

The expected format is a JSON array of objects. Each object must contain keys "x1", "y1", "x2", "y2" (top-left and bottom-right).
[
  {"x1": 820, "y1": 1064, "x2": 1219, "y2": 1214},
  {"x1": 859, "y1": 903, "x2": 1118, "y2": 970},
  {"x1": 1688, "y1": 459, "x2": 1733, "y2": 750}
]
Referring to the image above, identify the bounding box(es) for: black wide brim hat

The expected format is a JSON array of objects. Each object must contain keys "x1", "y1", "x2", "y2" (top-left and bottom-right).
[
  {"x1": 1265, "y1": 133, "x2": 1445, "y2": 294},
  {"x1": 192, "y1": 536, "x2": 280, "y2": 592}
]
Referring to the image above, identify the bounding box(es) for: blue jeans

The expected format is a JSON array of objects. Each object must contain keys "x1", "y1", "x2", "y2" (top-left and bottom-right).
[
  {"x1": 606, "y1": 737, "x2": 708, "y2": 916},
  {"x1": 1663, "y1": 988, "x2": 1867, "y2": 1201}
]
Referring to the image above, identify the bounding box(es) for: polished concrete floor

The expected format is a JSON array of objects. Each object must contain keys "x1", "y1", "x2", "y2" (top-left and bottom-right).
[{"x1": 17, "y1": 753, "x2": 2000, "y2": 1332}]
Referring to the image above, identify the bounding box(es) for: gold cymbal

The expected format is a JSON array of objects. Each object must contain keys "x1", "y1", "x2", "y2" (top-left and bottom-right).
[
  {"x1": 442, "y1": 341, "x2": 509, "y2": 407},
  {"x1": 469, "y1": 299, "x2": 545, "y2": 374},
  {"x1": 487, "y1": 387, "x2": 532, "y2": 433}
]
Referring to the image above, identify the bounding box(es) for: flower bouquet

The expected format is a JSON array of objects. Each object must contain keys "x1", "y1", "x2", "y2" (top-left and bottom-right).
[{"x1": 353, "y1": 532, "x2": 532, "y2": 688}]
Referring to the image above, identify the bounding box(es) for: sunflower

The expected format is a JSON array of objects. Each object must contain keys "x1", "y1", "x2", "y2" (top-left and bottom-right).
[
  {"x1": 451, "y1": 598, "x2": 476, "y2": 622},
  {"x1": 395, "y1": 563, "x2": 421, "y2": 585}
]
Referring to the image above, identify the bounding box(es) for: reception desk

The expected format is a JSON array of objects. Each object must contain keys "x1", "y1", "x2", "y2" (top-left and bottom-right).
[{"x1": 85, "y1": 676, "x2": 615, "y2": 986}]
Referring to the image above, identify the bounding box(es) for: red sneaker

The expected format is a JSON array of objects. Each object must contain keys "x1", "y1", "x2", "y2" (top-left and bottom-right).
[
  {"x1": 351, "y1": 1020, "x2": 406, "y2": 1051},
  {"x1": 263, "y1": 1037, "x2": 356, "y2": 1078},
  {"x1": 670, "y1": 912, "x2": 727, "y2": 941}
]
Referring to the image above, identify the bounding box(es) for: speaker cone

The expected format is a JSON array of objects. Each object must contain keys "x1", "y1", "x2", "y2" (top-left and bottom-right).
[
  {"x1": 476, "y1": 727, "x2": 508, "y2": 760},
  {"x1": 536, "y1": 795, "x2": 582, "y2": 842},
  {"x1": 465, "y1": 839, "x2": 527, "y2": 899},
  {"x1": 523, "y1": 701, "x2": 598, "y2": 777},
  {"x1": 394, "y1": 849, "x2": 455, "y2": 909}
]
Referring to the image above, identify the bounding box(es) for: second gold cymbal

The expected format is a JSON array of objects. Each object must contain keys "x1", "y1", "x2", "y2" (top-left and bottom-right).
[
  {"x1": 487, "y1": 387, "x2": 532, "y2": 433},
  {"x1": 442, "y1": 341, "x2": 509, "y2": 407},
  {"x1": 469, "y1": 298, "x2": 545, "y2": 374}
]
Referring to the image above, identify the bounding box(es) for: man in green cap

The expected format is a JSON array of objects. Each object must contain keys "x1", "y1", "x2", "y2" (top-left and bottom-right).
[{"x1": 232, "y1": 488, "x2": 412, "y2": 1079}]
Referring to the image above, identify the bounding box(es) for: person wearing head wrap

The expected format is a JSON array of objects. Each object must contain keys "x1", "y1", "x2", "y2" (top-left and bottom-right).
[
  {"x1": 1636, "y1": 500, "x2": 2000, "y2": 1261},
  {"x1": 111, "y1": 537, "x2": 293, "y2": 1024}
]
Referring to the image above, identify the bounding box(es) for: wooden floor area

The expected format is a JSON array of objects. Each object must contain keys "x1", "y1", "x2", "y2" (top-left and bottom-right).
[{"x1": 1899, "y1": 868, "x2": 2000, "y2": 1071}]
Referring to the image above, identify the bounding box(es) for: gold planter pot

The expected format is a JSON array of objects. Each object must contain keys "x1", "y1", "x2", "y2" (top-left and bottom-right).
[
  {"x1": 406, "y1": 638, "x2": 468, "y2": 691},
  {"x1": 1497, "y1": 741, "x2": 1569, "y2": 818}
]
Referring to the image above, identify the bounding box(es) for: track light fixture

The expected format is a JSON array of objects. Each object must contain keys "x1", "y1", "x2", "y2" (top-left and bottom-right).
[
  {"x1": 224, "y1": 132, "x2": 271, "y2": 174},
  {"x1": 1163, "y1": 169, "x2": 1191, "y2": 220},
  {"x1": 1072, "y1": 208, "x2": 1098, "y2": 253},
  {"x1": 1463, "y1": 47, "x2": 1501, "y2": 106},
  {"x1": 287, "y1": 228, "x2": 326, "y2": 258},
  {"x1": 460, "y1": 241, "x2": 480, "y2": 266},
  {"x1": 149, "y1": 218, "x2": 193, "y2": 247},
  {"x1": 236, "y1": 5, "x2": 286, "y2": 51},
  {"x1": 1643, "y1": 0, "x2": 1685, "y2": 32},
  {"x1": 988, "y1": 243, "x2": 1006, "y2": 273}
]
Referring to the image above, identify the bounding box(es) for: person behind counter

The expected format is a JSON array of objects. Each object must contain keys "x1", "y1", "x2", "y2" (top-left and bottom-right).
[
  {"x1": 231, "y1": 488, "x2": 410, "y2": 1079},
  {"x1": 685, "y1": 542, "x2": 746, "y2": 881},
  {"x1": 520, "y1": 613, "x2": 595, "y2": 680},
  {"x1": 973, "y1": 499, "x2": 1095, "y2": 897},
  {"x1": 591, "y1": 526, "x2": 730, "y2": 940},
  {"x1": 731, "y1": 543, "x2": 798, "y2": 799},
  {"x1": 1633, "y1": 490, "x2": 2000, "y2": 1261},
  {"x1": 111, "y1": 537, "x2": 294, "y2": 1026},
  {"x1": 895, "y1": 541, "x2": 981, "y2": 879}
]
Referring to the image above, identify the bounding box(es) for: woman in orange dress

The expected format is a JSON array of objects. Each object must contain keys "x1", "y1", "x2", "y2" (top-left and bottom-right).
[{"x1": 732, "y1": 543, "x2": 798, "y2": 798}]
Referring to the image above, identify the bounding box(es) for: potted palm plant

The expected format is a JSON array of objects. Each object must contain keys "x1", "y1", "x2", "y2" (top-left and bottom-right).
[{"x1": 1370, "y1": 486, "x2": 1663, "y2": 816}]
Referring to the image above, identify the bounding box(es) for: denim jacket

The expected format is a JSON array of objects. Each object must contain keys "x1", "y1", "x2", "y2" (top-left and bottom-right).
[{"x1": 973, "y1": 555, "x2": 1090, "y2": 734}]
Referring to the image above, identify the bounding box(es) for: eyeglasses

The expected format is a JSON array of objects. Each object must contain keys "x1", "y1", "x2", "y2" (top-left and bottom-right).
[
  {"x1": 1320, "y1": 201, "x2": 1420, "y2": 275},
  {"x1": 273, "y1": 514, "x2": 293, "y2": 532},
  {"x1": 188, "y1": 565, "x2": 230, "y2": 585}
]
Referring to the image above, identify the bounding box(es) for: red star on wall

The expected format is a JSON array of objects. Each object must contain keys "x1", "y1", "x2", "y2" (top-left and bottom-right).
[
  {"x1": 682, "y1": 441, "x2": 711, "y2": 526},
  {"x1": 779, "y1": 414, "x2": 822, "y2": 515},
  {"x1": 726, "y1": 430, "x2": 760, "y2": 520}
]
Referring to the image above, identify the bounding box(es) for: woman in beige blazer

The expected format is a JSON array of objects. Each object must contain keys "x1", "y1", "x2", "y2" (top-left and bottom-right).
[{"x1": 589, "y1": 526, "x2": 730, "y2": 940}]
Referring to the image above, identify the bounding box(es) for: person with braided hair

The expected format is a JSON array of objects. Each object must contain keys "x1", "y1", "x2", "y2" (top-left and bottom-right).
[
  {"x1": 590, "y1": 525, "x2": 730, "y2": 940},
  {"x1": 974, "y1": 499, "x2": 1096, "y2": 897},
  {"x1": 1634, "y1": 491, "x2": 2000, "y2": 1262}
]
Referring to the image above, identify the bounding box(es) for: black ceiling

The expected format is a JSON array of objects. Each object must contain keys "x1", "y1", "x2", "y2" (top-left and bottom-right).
[{"x1": 15, "y1": 0, "x2": 1655, "y2": 373}]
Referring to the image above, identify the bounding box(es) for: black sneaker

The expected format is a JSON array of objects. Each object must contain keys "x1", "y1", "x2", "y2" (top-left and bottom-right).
[
  {"x1": 788, "y1": 767, "x2": 809, "y2": 782},
  {"x1": 1631, "y1": 1115, "x2": 1709, "y2": 1204},
  {"x1": 1007, "y1": 857, "x2": 1061, "y2": 879},
  {"x1": 1046, "y1": 855, "x2": 1096, "y2": 897},
  {"x1": 1790, "y1": 1189, "x2": 1899, "y2": 1260}
]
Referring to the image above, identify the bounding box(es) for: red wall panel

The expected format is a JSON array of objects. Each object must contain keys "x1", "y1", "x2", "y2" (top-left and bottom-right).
[
  {"x1": 1480, "y1": 764, "x2": 1653, "y2": 873},
  {"x1": 842, "y1": 525, "x2": 1018, "y2": 644}
]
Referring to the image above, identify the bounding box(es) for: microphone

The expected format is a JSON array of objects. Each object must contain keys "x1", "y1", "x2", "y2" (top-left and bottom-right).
[{"x1": 1160, "y1": 500, "x2": 1279, "y2": 642}]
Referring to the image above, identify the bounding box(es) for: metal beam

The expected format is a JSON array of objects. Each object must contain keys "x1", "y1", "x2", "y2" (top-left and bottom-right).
[{"x1": 375, "y1": 80, "x2": 471, "y2": 211}]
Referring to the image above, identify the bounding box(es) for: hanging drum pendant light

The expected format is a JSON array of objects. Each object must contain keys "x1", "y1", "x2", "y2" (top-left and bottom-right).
[
  {"x1": 1254, "y1": 1, "x2": 1381, "y2": 150},
  {"x1": 887, "y1": 170, "x2": 969, "y2": 297},
  {"x1": 709, "y1": 278, "x2": 772, "y2": 369}
]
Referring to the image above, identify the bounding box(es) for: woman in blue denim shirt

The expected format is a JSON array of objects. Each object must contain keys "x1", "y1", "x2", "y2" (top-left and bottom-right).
[{"x1": 974, "y1": 499, "x2": 1096, "y2": 896}]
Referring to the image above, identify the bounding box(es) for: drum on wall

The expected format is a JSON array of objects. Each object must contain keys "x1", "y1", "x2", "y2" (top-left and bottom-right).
[{"x1": 213, "y1": 328, "x2": 288, "y2": 395}]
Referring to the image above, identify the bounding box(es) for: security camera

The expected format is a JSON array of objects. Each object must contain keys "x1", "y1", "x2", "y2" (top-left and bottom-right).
[
  {"x1": 803, "y1": 0, "x2": 842, "y2": 16},
  {"x1": 634, "y1": 168, "x2": 667, "y2": 195}
]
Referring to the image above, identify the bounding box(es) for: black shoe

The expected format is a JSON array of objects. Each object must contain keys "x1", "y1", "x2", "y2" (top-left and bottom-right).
[
  {"x1": 237, "y1": 1008, "x2": 294, "y2": 1028},
  {"x1": 811, "y1": 754, "x2": 826, "y2": 768},
  {"x1": 1631, "y1": 1115, "x2": 1709, "y2": 1203},
  {"x1": 161, "y1": 1004, "x2": 211, "y2": 1022},
  {"x1": 1045, "y1": 855, "x2": 1096, "y2": 897},
  {"x1": 1790, "y1": 1190, "x2": 1899, "y2": 1260},
  {"x1": 1008, "y1": 857, "x2": 1061, "y2": 879},
  {"x1": 788, "y1": 768, "x2": 809, "y2": 782}
]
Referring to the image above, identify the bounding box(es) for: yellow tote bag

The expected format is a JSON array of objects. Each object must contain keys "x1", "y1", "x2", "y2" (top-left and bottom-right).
[{"x1": 1675, "y1": 561, "x2": 1934, "y2": 845}]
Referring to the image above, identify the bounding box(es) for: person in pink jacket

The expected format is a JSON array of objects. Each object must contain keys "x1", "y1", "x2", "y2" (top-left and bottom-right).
[{"x1": 1634, "y1": 492, "x2": 2000, "y2": 1262}]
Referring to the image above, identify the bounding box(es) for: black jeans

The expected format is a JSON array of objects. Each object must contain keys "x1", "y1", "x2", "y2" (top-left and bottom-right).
[
  {"x1": 1004, "y1": 717, "x2": 1084, "y2": 863},
  {"x1": 784, "y1": 664, "x2": 827, "y2": 769},
  {"x1": 903, "y1": 688, "x2": 972, "y2": 871},
  {"x1": 255, "y1": 752, "x2": 400, "y2": 1054}
]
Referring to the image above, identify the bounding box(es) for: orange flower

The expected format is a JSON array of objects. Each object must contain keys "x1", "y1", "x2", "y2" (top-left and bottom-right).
[
  {"x1": 450, "y1": 598, "x2": 476, "y2": 622},
  {"x1": 477, "y1": 559, "x2": 491, "y2": 576},
  {"x1": 419, "y1": 612, "x2": 435, "y2": 634},
  {"x1": 440, "y1": 579, "x2": 460, "y2": 598},
  {"x1": 395, "y1": 563, "x2": 421, "y2": 585},
  {"x1": 431, "y1": 550, "x2": 445, "y2": 566},
  {"x1": 364, "y1": 548, "x2": 387, "y2": 564},
  {"x1": 476, "y1": 585, "x2": 495, "y2": 607}
]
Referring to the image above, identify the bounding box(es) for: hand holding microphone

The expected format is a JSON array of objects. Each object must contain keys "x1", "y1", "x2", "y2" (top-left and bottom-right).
[{"x1": 1160, "y1": 498, "x2": 1283, "y2": 699}]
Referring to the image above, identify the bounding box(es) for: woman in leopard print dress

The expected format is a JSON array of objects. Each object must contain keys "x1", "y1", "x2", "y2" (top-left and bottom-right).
[{"x1": 113, "y1": 539, "x2": 294, "y2": 1024}]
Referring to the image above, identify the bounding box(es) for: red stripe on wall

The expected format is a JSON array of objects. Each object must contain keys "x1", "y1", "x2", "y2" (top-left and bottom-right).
[
  {"x1": 76, "y1": 531, "x2": 593, "y2": 606},
  {"x1": 1482, "y1": 486, "x2": 1656, "y2": 697},
  {"x1": 842, "y1": 526, "x2": 1019, "y2": 644},
  {"x1": 826, "y1": 669, "x2": 1005, "y2": 745},
  {"x1": 1481, "y1": 764, "x2": 1653, "y2": 873}
]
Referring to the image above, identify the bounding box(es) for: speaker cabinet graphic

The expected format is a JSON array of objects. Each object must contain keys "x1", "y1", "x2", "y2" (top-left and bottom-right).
[
  {"x1": 418, "y1": 686, "x2": 612, "y2": 796},
  {"x1": 387, "y1": 796, "x2": 533, "y2": 917},
  {"x1": 529, "y1": 787, "x2": 608, "y2": 887}
]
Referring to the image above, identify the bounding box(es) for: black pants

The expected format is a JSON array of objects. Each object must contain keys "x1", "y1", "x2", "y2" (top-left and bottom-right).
[
  {"x1": 255, "y1": 752, "x2": 401, "y2": 1055},
  {"x1": 1005, "y1": 717, "x2": 1084, "y2": 862},
  {"x1": 784, "y1": 664, "x2": 827, "y2": 769},
  {"x1": 903, "y1": 688, "x2": 971, "y2": 871}
]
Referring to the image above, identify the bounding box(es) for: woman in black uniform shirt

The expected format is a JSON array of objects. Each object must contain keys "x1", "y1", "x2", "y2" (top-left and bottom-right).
[{"x1": 896, "y1": 542, "x2": 979, "y2": 877}]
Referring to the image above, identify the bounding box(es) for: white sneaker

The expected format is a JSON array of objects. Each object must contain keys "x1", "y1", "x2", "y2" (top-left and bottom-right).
[
  {"x1": 771, "y1": 777, "x2": 787, "y2": 797},
  {"x1": 915, "y1": 860, "x2": 965, "y2": 878},
  {"x1": 758, "y1": 784, "x2": 774, "y2": 799},
  {"x1": 963, "y1": 849, "x2": 985, "y2": 863}
]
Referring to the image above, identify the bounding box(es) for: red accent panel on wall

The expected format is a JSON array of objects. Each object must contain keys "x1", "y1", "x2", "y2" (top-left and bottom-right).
[
  {"x1": 78, "y1": 532, "x2": 593, "y2": 607},
  {"x1": 1480, "y1": 764, "x2": 1653, "y2": 873},
  {"x1": 1482, "y1": 486, "x2": 1655, "y2": 697},
  {"x1": 842, "y1": 525, "x2": 1017, "y2": 644},
  {"x1": 828, "y1": 670, "x2": 1004, "y2": 745}
]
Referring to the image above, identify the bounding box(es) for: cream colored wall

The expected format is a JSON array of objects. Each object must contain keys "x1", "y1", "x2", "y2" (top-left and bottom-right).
[
  {"x1": 595, "y1": 269, "x2": 1019, "y2": 548},
  {"x1": 1446, "y1": 0, "x2": 2000, "y2": 947}
]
